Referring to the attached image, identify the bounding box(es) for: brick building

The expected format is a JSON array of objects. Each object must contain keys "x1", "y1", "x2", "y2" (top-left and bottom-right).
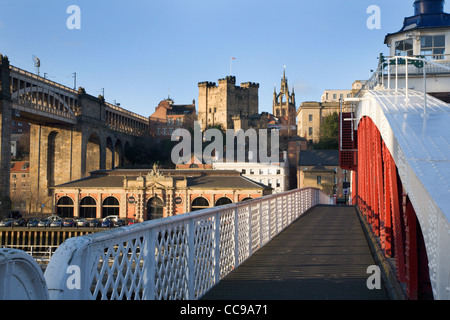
[
  {"x1": 297, "y1": 150, "x2": 344, "y2": 197},
  {"x1": 149, "y1": 98, "x2": 196, "y2": 142},
  {"x1": 10, "y1": 161, "x2": 30, "y2": 212},
  {"x1": 51, "y1": 166, "x2": 270, "y2": 221}
]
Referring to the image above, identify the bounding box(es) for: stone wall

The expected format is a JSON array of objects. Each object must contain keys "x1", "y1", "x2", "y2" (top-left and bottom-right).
[{"x1": 198, "y1": 76, "x2": 259, "y2": 131}]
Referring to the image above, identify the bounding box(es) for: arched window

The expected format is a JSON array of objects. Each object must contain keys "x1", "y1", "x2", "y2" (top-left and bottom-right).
[
  {"x1": 241, "y1": 197, "x2": 253, "y2": 202},
  {"x1": 147, "y1": 197, "x2": 164, "y2": 220},
  {"x1": 80, "y1": 197, "x2": 97, "y2": 218},
  {"x1": 215, "y1": 197, "x2": 232, "y2": 207},
  {"x1": 102, "y1": 197, "x2": 120, "y2": 218},
  {"x1": 56, "y1": 196, "x2": 74, "y2": 218},
  {"x1": 191, "y1": 197, "x2": 209, "y2": 212}
]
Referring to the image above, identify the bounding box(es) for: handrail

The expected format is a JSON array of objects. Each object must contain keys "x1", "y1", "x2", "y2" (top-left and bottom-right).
[
  {"x1": 40, "y1": 187, "x2": 330, "y2": 300},
  {"x1": 356, "y1": 55, "x2": 450, "y2": 116},
  {"x1": 0, "y1": 248, "x2": 49, "y2": 300}
]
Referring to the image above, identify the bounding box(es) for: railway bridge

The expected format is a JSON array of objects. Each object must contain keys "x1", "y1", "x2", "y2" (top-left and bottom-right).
[{"x1": 0, "y1": 55, "x2": 149, "y2": 214}]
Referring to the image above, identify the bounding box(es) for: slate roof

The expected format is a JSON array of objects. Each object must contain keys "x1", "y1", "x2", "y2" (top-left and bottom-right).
[
  {"x1": 298, "y1": 150, "x2": 339, "y2": 167},
  {"x1": 187, "y1": 176, "x2": 269, "y2": 190},
  {"x1": 52, "y1": 169, "x2": 269, "y2": 190}
]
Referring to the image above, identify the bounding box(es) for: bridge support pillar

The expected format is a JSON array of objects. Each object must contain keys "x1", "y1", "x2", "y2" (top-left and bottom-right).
[
  {"x1": 0, "y1": 55, "x2": 12, "y2": 218},
  {"x1": 29, "y1": 124, "x2": 84, "y2": 214}
]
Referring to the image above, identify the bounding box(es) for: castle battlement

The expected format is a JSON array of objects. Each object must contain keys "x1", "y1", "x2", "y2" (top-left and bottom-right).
[
  {"x1": 218, "y1": 76, "x2": 236, "y2": 84},
  {"x1": 241, "y1": 82, "x2": 260, "y2": 89},
  {"x1": 198, "y1": 81, "x2": 217, "y2": 88}
]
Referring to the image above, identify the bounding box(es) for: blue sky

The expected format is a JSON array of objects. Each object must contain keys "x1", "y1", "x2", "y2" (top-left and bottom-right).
[{"x1": 1, "y1": 0, "x2": 446, "y2": 116}]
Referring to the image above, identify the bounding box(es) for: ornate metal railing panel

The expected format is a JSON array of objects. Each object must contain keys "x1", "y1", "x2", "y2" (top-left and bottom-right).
[{"x1": 39, "y1": 187, "x2": 330, "y2": 300}]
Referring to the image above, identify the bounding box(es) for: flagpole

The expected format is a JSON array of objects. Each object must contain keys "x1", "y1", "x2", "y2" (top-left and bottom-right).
[{"x1": 230, "y1": 57, "x2": 236, "y2": 76}]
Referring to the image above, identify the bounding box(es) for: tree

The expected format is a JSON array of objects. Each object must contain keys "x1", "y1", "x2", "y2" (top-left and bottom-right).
[{"x1": 313, "y1": 112, "x2": 339, "y2": 150}]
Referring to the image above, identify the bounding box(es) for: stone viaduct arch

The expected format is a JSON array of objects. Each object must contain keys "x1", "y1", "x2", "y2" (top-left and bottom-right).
[{"x1": 0, "y1": 55, "x2": 149, "y2": 216}]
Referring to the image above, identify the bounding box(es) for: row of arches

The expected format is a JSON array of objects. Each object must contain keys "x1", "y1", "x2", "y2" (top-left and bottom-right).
[
  {"x1": 190, "y1": 196, "x2": 253, "y2": 212},
  {"x1": 46, "y1": 130, "x2": 130, "y2": 187},
  {"x1": 56, "y1": 196, "x2": 167, "y2": 220},
  {"x1": 56, "y1": 196, "x2": 120, "y2": 219},
  {"x1": 86, "y1": 134, "x2": 129, "y2": 173},
  {"x1": 55, "y1": 196, "x2": 254, "y2": 219}
]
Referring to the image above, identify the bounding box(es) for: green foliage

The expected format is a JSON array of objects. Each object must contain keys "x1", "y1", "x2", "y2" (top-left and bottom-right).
[{"x1": 312, "y1": 112, "x2": 339, "y2": 150}]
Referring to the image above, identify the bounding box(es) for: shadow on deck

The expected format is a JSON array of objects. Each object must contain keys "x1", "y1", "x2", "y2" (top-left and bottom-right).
[{"x1": 201, "y1": 205, "x2": 391, "y2": 300}]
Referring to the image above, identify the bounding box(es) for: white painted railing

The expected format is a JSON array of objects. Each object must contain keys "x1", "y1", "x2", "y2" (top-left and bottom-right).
[
  {"x1": 0, "y1": 248, "x2": 49, "y2": 300},
  {"x1": 1, "y1": 188, "x2": 331, "y2": 300}
]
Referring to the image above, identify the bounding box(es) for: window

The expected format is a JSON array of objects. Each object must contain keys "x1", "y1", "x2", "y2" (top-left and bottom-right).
[
  {"x1": 215, "y1": 197, "x2": 232, "y2": 207},
  {"x1": 395, "y1": 39, "x2": 413, "y2": 56},
  {"x1": 57, "y1": 196, "x2": 74, "y2": 218},
  {"x1": 421, "y1": 35, "x2": 445, "y2": 59},
  {"x1": 317, "y1": 176, "x2": 322, "y2": 185},
  {"x1": 102, "y1": 197, "x2": 120, "y2": 218},
  {"x1": 250, "y1": 169, "x2": 254, "y2": 175},
  {"x1": 333, "y1": 94, "x2": 337, "y2": 99},
  {"x1": 242, "y1": 169, "x2": 246, "y2": 174},
  {"x1": 80, "y1": 197, "x2": 97, "y2": 218},
  {"x1": 308, "y1": 127, "x2": 313, "y2": 136},
  {"x1": 276, "y1": 180, "x2": 280, "y2": 188},
  {"x1": 276, "y1": 169, "x2": 281, "y2": 175},
  {"x1": 259, "y1": 169, "x2": 264, "y2": 175},
  {"x1": 191, "y1": 197, "x2": 209, "y2": 212},
  {"x1": 147, "y1": 197, "x2": 164, "y2": 220},
  {"x1": 309, "y1": 114, "x2": 313, "y2": 122}
]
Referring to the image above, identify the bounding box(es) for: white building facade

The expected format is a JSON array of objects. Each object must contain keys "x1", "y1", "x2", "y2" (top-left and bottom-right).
[{"x1": 212, "y1": 152, "x2": 289, "y2": 194}]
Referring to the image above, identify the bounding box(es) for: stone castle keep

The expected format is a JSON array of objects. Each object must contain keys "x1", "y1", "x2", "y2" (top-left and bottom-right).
[{"x1": 197, "y1": 76, "x2": 259, "y2": 131}]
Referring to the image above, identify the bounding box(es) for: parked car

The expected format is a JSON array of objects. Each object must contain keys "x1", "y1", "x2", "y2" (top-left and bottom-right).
[
  {"x1": 38, "y1": 219, "x2": 51, "y2": 227},
  {"x1": 47, "y1": 215, "x2": 62, "y2": 222},
  {"x1": 50, "y1": 219, "x2": 62, "y2": 227},
  {"x1": 27, "y1": 218, "x2": 39, "y2": 227},
  {"x1": 63, "y1": 218, "x2": 76, "y2": 227},
  {"x1": 13, "y1": 218, "x2": 28, "y2": 227},
  {"x1": 127, "y1": 219, "x2": 138, "y2": 225},
  {"x1": 76, "y1": 218, "x2": 90, "y2": 227},
  {"x1": 101, "y1": 218, "x2": 114, "y2": 228},
  {"x1": 88, "y1": 218, "x2": 102, "y2": 228},
  {"x1": 0, "y1": 218, "x2": 14, "y2": 227},
  {"x1": 114, "y1": 219, "x2": 126, "y2": 227},
  {"x1": 103, "y1": 215, "x2": 119, "y2": 222}
]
